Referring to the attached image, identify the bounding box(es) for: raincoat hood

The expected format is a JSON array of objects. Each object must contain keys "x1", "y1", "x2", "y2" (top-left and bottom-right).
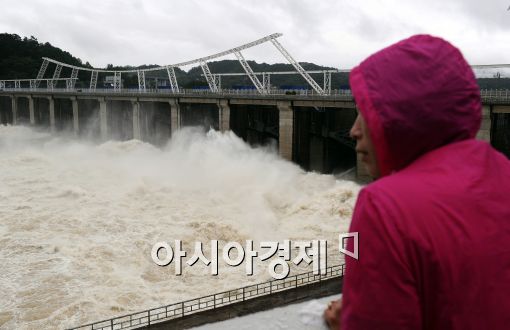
[{"x1": 349, "y1": 34, "x2": 482, "y2": 177}]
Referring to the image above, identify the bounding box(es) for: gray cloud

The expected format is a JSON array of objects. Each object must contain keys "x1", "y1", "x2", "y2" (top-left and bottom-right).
[
  {"x1": 0, "y1": 0, "x2": 508, "y2": 69},
  {"x1": 455, "y1": 0, "x2": 509, "y2": 32}
]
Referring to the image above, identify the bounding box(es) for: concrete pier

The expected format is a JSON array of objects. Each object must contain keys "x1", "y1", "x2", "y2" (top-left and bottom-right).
[
  {"x1": 99, "y1": 98, "x2": 108, "y2": 140},
  {"x1": 218, "y1": 100, "x2": 230, "y2": 132},
  {"x1": 11, "y1": 96, "x2": 17, "y2": 125},
  {"x1": 48, "y1": 97, "x2": 55, "y2": 132},
  {"x1": 72, "y1": 97, "x2": 79, "y2": 135},
  {"x1": 277, "y1": 101, "x2": 293, "y2": 161},
  {"x1": 28, "y1": 96, "x2": 35, "y2": 125},
  {"x1": 132, "y1": 101, "x2": 141, "y2": 140},
  {"x1": 476, "y1": 105, "x2": 491, "y2": 142},
  {"x1": 169, "y1": 99, "x2": 181, "y2": 134}
]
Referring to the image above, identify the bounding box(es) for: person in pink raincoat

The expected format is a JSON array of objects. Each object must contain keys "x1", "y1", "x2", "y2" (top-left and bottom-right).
[{"x1": 324, "y1": 35, "x2": 510, "y2": 329}]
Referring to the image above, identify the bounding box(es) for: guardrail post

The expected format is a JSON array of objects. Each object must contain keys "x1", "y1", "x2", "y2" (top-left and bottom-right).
[
  {"x1": 110, "y1": 319, "x2": 113, "y2": 330},
  {"x1": 147, "y1": 310, "x2": 150, "y2": 326}
]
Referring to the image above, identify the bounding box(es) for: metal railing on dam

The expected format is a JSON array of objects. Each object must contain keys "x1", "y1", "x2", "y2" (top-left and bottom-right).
[
  {"x1": 1, "y1": 88, "x2": 509, "y2": 104},
  {"x1": 0, "y1": 87, "x2": 353, "y2": 98},
  {"x1": 480, "y1": 89, "x2": 510, "y2": 104},
  {"x1": 67, "y1": 263, "x2": 345, "y2": 330}
]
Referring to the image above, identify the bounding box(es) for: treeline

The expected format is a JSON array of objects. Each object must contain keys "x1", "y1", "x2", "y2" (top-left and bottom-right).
[
  {"x1": 0, "y1": 33, "x2": 91, "y2": 80},
  {"x1": 0, "y1": 33, "x2": 508, "y2": 90}
]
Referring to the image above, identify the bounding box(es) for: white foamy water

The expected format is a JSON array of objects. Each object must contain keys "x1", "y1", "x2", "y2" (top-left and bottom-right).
[{"x1": 0, "y1": 125, "x2": 360, "y2": 329}]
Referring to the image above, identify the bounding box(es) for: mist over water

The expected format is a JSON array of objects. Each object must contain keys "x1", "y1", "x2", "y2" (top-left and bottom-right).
[{"x1": 0, "y1": 125, "x2": 360, "y2": 329}]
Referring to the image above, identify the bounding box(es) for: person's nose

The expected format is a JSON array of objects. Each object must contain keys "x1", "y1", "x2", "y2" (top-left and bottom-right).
[{"x1": 350, "y1": 115, "x2": 361, "y2": 140}]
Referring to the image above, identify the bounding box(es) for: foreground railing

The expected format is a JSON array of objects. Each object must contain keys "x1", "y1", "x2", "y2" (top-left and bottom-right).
[{"x1": 68, "y1": 263, "x2": 345, "y2": 330}]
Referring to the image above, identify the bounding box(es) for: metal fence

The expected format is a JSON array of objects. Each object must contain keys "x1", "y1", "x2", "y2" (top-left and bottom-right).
[
  {"x1": 0, "y1": 87, "x2": 354, "y2": 98},
  {"x1": 480, "y1": 89, "x2": 510, "y2": 103},
  {"x1": 68, "y1": 263, "x2": 345, "y2": 330},
  {"x1": 2, "y1": 86, "x2": 510, "y2": 102}
]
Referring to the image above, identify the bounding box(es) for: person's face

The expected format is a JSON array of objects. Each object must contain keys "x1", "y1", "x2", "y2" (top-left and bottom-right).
[{"x1": 350, "y1": 112, "x2": 380, "y2": 179}]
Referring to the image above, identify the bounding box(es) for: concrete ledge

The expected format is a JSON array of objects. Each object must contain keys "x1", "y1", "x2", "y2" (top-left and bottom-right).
[
  {"x1": 293, "y1": 100, "x2": 355, "y2": 108},
  {"x1": 229, "y1": 99, "x2": 278, "y2": 106},
  {"x1": 52, "y1": 95, "x2": 82, "y2": 100},
  {"x1": 76, "y1": 95, "x2": 104, "y2": 100},
  {"x1": 179, "y1": 97, "x2": 219, "y2": 104},
  {"x1": 493, "y1": 105, "x2": 510, "y2": 113},
  {"x1": 104, "y1": 97, "x2": 138, "y2": 102},
  {"x1": 137, "y1": 98, "x2": 176, "y2": 103}
]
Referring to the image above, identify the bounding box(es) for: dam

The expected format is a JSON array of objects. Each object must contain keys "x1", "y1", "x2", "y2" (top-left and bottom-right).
[
  {"x1": 0, "y1": 88, "x2": 360, "y2": 178},
  {"x1": 1, "y1": 88, "x2": 508, "y2": 182}
]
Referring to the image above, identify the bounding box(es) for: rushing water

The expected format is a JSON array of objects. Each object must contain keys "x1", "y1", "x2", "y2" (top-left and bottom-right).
[{"x1": 0, "y1": 125, "x2": 360, "y2": 329}]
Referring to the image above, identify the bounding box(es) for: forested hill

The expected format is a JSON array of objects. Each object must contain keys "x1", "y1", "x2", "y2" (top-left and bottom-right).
[
  {"x1": 0, "y1": 33, "x2": 508, "y2": 90},
  {"x1": 0, "y1": 33, "x2": 91, "y2": 79}
]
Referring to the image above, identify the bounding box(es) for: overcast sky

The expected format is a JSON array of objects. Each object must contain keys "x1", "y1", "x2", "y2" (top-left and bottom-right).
[{"x1": 1, "y1": 0, "x2": 509, "y2": 69}]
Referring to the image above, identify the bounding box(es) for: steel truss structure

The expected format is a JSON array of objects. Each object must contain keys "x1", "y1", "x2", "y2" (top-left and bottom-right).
[
  {"x1": 19, "y1": 33, "x2": 336, "y2": 94},
  {"x1": 262, "y1": 73, "x2": 270, "y2": 92},
  {"x1": 35, "y1": 58, "x2": 49, "y2": 88},
  {"x1": 323, "y1": 71, "x2": 332, "y2": 95},
  {"x1": 166, "y1": 67, "x2": 179, "y2": 93},
  {"x1": 200, "y1": 61, "x2": 218, "y2": 92},
  {"x1": 90, "y1": 71, "x2": 98, "y2": 90},
  {"x1": 114, "y1": 72, "x2": 121, "y2": 91},
  {"x1": 270, "y1": 38, "x2": 325, "y2": 95},
  {"x1": 11, "y1": 34, "x2": 507, "y2": 95},
  {"x1": 50, "y1": 64, "x2": 63, "y2": 89},
  {"x1": 214, "y1": 74, "x2": 221, "y2": 91},
  {"x1": 233, "y1": 50, "x2": 266, "y2": 94},
  {"x1": 204, "y1": 70, "x2": 342, "y2": 94},
  {"x1": 137, "y1": 70, "x2": 146, "y2": 91},
  {"x1": 66, "y1": 68, "x2": 79, "y2": 90}
]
